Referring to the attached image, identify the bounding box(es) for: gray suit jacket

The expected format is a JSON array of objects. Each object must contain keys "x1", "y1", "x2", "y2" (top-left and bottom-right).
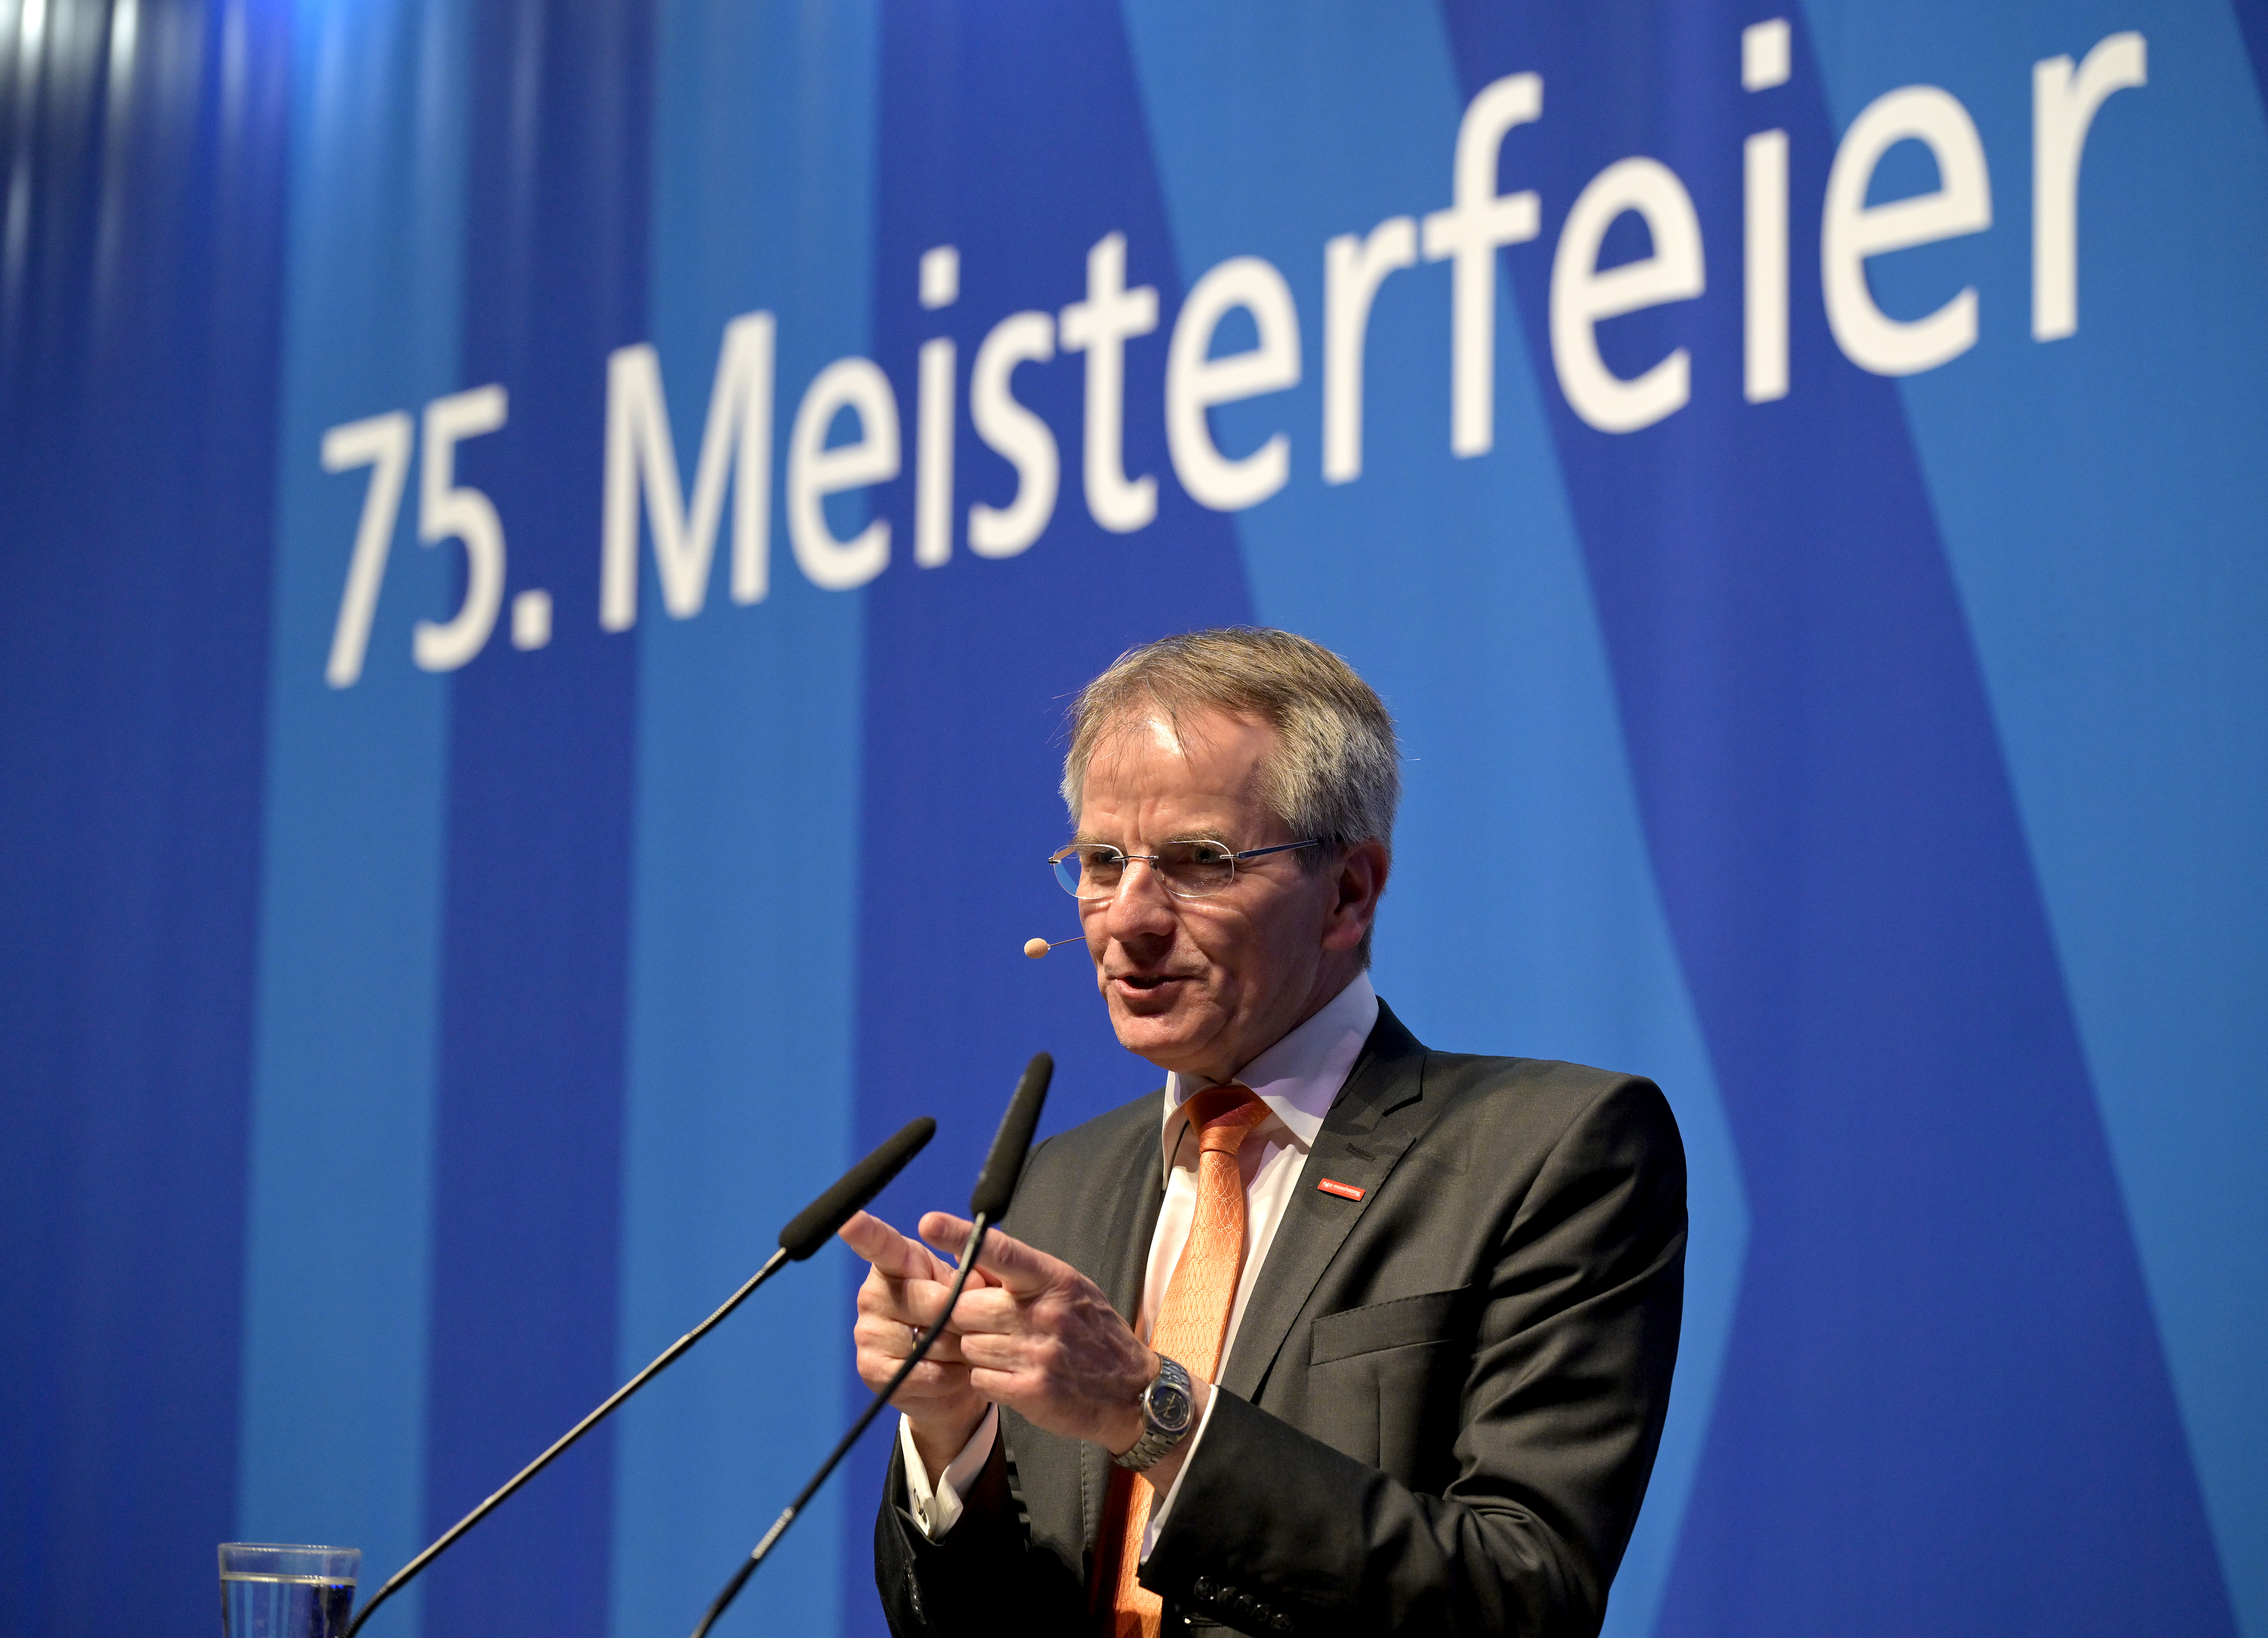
[{"x1": 874, "y1": 1001, "x2": 1686, "y2": 1637}]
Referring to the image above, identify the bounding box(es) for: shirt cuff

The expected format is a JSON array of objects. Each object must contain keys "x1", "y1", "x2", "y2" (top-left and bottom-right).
[
  {"x1": 897, "y1": 1407, "x2": 999, "y2": 1542},
  {"x1": 1138, "y1": 1380, "x2": 1222, "y2": 1560}
]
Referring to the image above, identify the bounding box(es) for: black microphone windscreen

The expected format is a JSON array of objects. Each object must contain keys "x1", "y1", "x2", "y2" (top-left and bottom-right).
[
  {"x1": 778, "y1": 1116, "x2": 937, "y2": 1260},
  {"x1": 969, "y1": 1053, "x2": 1052, "y2": 1220}
]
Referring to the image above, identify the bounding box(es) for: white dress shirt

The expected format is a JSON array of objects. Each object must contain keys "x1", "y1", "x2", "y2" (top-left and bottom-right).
[{"x1": 899, "y1": 974, "x2": 1381, "y2": 1551}]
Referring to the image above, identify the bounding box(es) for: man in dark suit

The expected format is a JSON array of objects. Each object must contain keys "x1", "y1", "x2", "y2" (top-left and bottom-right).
[{"x1": 842, "y1": 629, "x2": 1684, "y2": 1636}]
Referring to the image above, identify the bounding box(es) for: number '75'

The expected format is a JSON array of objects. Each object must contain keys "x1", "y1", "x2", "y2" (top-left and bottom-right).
[{"x1": 320, "y1": 385, "x2": 509, "y2": 688}]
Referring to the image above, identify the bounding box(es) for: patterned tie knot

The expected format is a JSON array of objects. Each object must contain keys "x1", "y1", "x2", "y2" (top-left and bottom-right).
[{"x1": 1182, "y1": 1083, "x2": 1270, "y2": 1156}]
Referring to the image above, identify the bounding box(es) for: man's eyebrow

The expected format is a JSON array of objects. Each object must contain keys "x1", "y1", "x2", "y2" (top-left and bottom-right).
[{"x1": 1065, "y1": 830, "x2": 1230, "y2": 847}]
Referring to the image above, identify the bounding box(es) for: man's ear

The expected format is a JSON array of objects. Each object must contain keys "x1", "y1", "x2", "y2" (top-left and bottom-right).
[{"x1": 1319, "y1": 839, "x2": 1390, "y2": 952}]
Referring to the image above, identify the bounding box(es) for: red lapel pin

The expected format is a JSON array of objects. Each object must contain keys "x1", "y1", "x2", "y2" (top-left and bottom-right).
[{"x1": 1317, "y1": 1178, "x2": 1366, "y2": 1202}]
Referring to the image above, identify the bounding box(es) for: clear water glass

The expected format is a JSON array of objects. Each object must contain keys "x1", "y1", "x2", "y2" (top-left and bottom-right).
[{"x1": 219, "y1": 1543, "x2": 359, "y2": 1638}]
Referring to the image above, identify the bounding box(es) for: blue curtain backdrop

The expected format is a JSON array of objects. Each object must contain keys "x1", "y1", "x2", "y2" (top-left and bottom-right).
[{"x1": 2, "y1": 2, "x2": 2263, "y2": 1636}]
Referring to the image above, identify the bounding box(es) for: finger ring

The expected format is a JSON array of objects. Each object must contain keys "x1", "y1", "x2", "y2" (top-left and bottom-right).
[{"x1": 908, "y1": 1323, "x2": 923, "y2": 1348}]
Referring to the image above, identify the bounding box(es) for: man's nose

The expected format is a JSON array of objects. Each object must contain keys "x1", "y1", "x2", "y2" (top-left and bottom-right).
[{"x1": 1101, "y1": 856, "x2": 1177, "y2": 927}]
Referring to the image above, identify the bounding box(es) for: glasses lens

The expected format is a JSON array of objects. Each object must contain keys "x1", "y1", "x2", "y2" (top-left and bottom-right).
[
  {"x1": 1052, "y1": 844, "x2": 1125, "y2": 898},
  {"x1": 1155, "y1": 840, "x2": 1236, "y2": 898}
]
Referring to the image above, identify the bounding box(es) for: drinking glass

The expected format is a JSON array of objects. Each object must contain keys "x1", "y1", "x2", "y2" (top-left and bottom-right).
[{"x1": 219, "y1": 1543, "x2": 360, "y2": 1638}]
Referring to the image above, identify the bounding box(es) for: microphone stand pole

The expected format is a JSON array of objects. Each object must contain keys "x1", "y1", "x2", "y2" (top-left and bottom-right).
[
  {"x1": 342, "y1": 1247, "x2": 793, "y2": 1638},
  {"x1": 687, "y1": 1215, "x2": 994, "y2": 1638},
  {"x1": 687, "y1": 1052, "x2": 1047, "y2": 1636}
]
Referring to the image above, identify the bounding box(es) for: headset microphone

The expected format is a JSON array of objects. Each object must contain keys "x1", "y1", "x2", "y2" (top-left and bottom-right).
[{"x1": 1022, "y1": 935, "x2": 1081, "y2": 958}]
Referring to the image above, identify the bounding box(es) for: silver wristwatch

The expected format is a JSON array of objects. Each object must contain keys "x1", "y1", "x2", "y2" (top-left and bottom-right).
[{"x1": 1112, "y1": 1355, "x2": 1196, "y2": 1472}]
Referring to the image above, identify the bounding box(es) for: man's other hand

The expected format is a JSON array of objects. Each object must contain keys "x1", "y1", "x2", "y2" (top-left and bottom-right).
[{"x1": 840, "y1": 1210, "x2": 996, "y2": 1475}]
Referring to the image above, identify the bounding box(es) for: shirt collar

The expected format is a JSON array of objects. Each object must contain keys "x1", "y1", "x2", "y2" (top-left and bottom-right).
[{"x1": 1159, "y1": 973, "x2": 1380, "y2": 1182}]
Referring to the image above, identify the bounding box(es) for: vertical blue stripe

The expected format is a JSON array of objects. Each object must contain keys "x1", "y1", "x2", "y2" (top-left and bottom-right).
[
  {"x1": 1435, "y1": 4, "x2": 2235, "y2": 1634},
  {"x1": 0, "y1": 1, "x2": 290, "y2": 1632},
  {"x1": 607, "y1": 2, "x2": 880, "y2": 1633},
  {"x1": 1114, "y1": 7, "x2": 1747, "y2": 1634},
  {"x1": 846, "y1": 2, "x2": 1255, "y2": 1630},
  {"x1": 237, "y1": 3, "x2": 467, "y2": 1625},
  {"x1": 418, "y1": 3, "x2": 650, "y2": 1636},
  {"x1": 2239, "y1": 0, "x2": 2268, "y2": 103},
  {"x1": 1796, "y1": 3, "x2": 2268, "y2": 1628}
]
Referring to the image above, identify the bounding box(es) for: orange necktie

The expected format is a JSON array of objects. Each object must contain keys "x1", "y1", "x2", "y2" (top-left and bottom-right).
[{"x1": 1101, "y1": 1084, "x2": 1273, "y2": 1638}]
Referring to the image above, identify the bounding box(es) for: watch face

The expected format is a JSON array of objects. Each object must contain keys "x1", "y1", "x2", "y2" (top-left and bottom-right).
[{"x1": 1148, "y1": 1380, "x2": 1194, "y2": 1434}]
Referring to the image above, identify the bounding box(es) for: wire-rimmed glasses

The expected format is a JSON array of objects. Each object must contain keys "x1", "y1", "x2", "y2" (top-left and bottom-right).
[{"x1": 1048, "y1": 838, "x2": 1320, "y2": 901}]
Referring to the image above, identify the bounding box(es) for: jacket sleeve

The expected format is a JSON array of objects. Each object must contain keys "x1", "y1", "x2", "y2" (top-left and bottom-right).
[
  {"x1": 872, "y1": 1420, "x2": 1090, "y2": 1638},
  {"x1": 1138, "y1": 1074, "x2": 1688, "y2": 1638}
]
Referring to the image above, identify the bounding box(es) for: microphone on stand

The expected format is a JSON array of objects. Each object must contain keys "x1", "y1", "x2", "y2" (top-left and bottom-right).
[
  {"x1": 339, "y1": 1116, "x2": 938, "y2": 1638},
  {"x1": 689, "y1": 1053, "x2": 1053, "y2": 1638}
]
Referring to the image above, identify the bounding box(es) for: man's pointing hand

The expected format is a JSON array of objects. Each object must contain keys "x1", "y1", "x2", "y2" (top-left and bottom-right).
[{"x1": 840, "y1": 1209, "x2": 996, "y2": 1476}]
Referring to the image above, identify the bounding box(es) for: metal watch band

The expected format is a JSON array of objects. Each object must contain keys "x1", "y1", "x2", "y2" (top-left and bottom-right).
[{"x1": 1112, "y1": 1355, "x2": 1194, "y2": 1472}]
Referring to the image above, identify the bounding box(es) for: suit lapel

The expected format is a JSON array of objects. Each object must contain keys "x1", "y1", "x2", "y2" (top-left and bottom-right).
[{"x1": 1218, "y1": 1003, "x2": 1432, "y2": 1404}]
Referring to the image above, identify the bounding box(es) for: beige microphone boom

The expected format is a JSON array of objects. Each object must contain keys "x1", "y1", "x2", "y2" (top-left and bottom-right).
[{"x1": 1023, "y1": 936, "x2": 1080, "y2": 959}]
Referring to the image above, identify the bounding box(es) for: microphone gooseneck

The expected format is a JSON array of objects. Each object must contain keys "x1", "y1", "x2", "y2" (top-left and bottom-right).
[
  {"x1": 340, "y1": 1117, "x2": 936, "y2": 1638},
  {"x1": 690, "y1": 1055, "x2": 1053, "y2": 1638}
]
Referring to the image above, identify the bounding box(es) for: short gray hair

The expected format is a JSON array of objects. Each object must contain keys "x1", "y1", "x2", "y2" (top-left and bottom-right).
[{"x1": 1061, "y1": 627, "x2": 1400, "y2": 860}]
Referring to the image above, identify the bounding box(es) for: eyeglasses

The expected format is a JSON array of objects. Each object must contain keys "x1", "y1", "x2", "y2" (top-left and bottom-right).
[{"x1": 1048, "y1": 838, "x2": 1321, "y2": 901}]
